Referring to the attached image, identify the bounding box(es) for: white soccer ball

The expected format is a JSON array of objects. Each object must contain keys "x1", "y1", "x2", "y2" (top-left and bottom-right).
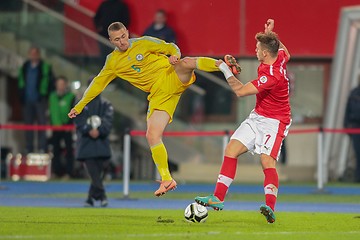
[{"x1": 184, "y1": 202, "x2": 208, "y2": 223}]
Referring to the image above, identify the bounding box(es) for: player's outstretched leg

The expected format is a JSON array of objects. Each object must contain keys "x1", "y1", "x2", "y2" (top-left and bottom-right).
[
  {"x1": 224, "y1": 55, "x2": 242, "y2": 74},
  {"x1": 195, "y1": 194, "x2": 224, "y2": 211},
  {"x1": 260, "y1": 204, "x2": 276, "y2": 223},
  {"x1": 154, "y1": 179, "x2": 177, "y2": 197}
]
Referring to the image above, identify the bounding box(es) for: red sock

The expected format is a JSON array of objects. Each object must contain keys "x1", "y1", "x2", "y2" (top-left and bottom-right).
[
  {"x1": 263, "y1": 168, "x2": 279, "y2": 211},
  {"x1": 214, "y1": 156, "x2": 237, "y2": 201}
]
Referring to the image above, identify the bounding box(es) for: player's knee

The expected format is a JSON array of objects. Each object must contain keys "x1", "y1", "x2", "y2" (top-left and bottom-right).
[
  {"x1": 145, "y1": 130, "x2": 161, "y2": 145},
  {"x1": 224, "y1": 146, "x2": 235, "y2": 158},
  {"x1": 261, "y1": 155, "x2": 277, "y2": 169},
  {"x1": 145, "y1": 130, "x2": 153, "y2": 142},
  {"x1": 224, "y1": 139, "x2": 247, "y2": 158}
]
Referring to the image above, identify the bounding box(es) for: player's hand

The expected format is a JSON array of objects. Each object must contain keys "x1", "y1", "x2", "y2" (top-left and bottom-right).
[
  {"x1": 264, "y1": 19, "x2": 274, "y2": 33},
  {"x1": 215, "y1": 59, "x2": 224, "y2": 67},
  {"x1": 168, "y1": 55, "x2": 179, "y2": 65},
  {"x1": 68, "y1": 108, "x2": 78, "y2": 118}
]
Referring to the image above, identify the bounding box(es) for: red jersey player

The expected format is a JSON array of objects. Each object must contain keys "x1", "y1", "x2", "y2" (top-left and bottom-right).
[{"x1": 195, "y1": 19, "x2": 291, "y2": 224}]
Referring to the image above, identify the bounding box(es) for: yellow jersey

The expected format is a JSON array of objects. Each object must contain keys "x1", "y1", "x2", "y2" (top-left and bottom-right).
[{"x1": 74, "y1": 36, "x2": 181, "y2": 114}]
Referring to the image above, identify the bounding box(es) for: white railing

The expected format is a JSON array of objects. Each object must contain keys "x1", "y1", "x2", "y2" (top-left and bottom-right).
[{"x1": 121, "y1": 128, "x2": 333, "y2": 198}]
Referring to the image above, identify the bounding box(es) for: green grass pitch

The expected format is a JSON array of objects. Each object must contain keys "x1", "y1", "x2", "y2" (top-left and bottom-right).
[{"x1": 0, "y1": 207, "x2": 359, "y2": 240}]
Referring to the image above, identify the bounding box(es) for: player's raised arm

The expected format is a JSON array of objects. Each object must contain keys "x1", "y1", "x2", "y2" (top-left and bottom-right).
[
  {"x1": 146, "y1": 36, "x2": 181, "y2": 65},
  {"x1": 227, "y1": 76, "x2": 259, "y2": 97},
  {"x1": 69, "y1": 61, "x2": 116, "y2": 118},
  {"x1": 217, "y1": 59, "x2": 258, "y2": 97},
  {"x1": 143, "y1": 36, "x2": 181, "y2": 59},
  {"x1": 279, "y1": 41, "x2": 290, "y2": 60},
  {"x1": 264, "y1": 19, "x2": 290, "y2": 60}
]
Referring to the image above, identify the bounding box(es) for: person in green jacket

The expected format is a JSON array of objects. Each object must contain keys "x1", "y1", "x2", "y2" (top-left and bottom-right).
[
  {"x1": 49, "y1": 76, "x2": 75, "y2": 178},
  {"x1": 18, "y1": 46, "x2": 54, "y2": 153}
]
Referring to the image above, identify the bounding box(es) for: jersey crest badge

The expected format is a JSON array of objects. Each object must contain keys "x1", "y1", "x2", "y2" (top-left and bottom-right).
[
  {"x1": 136, "y1": 54, "x2": 144, "y2": 61},
  {"x1": 259, "y1": 76, "x2": 268, "y2": 84}
]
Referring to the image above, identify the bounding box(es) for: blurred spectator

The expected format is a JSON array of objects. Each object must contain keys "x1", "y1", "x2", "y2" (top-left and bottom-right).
[
  {"x1": 143, "y1": 9, "x2": 176, "y2": 43},
  {"x1": 74, "y1": 79, "x2": 114, "y2": 207},
  {"x1": 344, "y1": 81, "x2": 360, "y2": 183},
  {"x1": 94, "y1": 0, "x2": 130, "y2": 61},
  {"x1": 49, "y1": 76, "x2": 76, "y2": 179},
  {"x1": 18, "y1": 46, "x2": 54, "y2": 153}
]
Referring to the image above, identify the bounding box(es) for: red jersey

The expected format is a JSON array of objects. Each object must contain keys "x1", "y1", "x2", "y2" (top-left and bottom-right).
[{"x1": 251, "y1": 49, "x2": 291, "y2": 124}]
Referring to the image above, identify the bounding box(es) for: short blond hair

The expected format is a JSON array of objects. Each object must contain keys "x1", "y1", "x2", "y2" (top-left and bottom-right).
[{"x1": 107, "y1": 22, "x2": 126, "y2": 35}]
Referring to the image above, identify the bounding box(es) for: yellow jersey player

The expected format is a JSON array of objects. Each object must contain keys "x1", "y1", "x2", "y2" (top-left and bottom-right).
[{"x1": 68, "y1": 21, "x2": 241, "y2": 197}]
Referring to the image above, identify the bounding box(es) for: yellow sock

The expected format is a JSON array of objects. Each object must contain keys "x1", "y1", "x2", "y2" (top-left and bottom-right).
[
  {"x1": 151, "y1": 142, "x2": 172, "y2": 181},
  {"x1": 196, "y1": 57, "x2": 219, "y2": 72}
]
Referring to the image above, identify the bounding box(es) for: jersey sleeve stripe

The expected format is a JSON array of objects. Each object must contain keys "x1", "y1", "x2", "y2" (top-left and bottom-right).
[
  {"x1": 143, "y1": 36, "x2": 163, "y2": 43},
  {"x1": 269, "y1": 65, "x2": 274, "y2": 76},
  {"x1": 132, "y1": 36, "x2": 163, "y2": 44}
]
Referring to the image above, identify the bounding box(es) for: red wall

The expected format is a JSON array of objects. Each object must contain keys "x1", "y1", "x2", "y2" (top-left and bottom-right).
[
  {"x1": 75, "y1": 0, "x2": 360, "y2": 58},
  {"x1": 244, "y1": 0, "x2": 360, "y2": 58},
  {"x1": 78, "y1": 0, "x2": 241, "y2": 56}
]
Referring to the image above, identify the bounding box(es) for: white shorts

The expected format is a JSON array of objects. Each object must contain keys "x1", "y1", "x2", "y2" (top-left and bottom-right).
[{"x1": 230, "y1": 110, "x2": 291, "y2": 160}]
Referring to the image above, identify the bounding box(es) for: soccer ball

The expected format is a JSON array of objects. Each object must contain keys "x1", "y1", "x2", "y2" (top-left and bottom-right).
[{"x1": 184, "y1": 202, "x2": 208, "y2": 223}]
